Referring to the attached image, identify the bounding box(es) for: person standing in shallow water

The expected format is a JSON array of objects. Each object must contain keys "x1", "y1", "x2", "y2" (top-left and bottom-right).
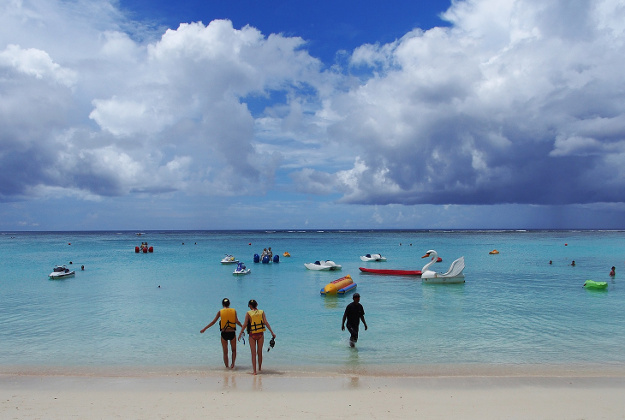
[
  {"x1": 200, "y1": 298, "x2": 243, "y2": 369},
  {"x1": 342, "y1": 293, "x2": 367, "y2": 347},
  {"x1": 238, "y1": 299, "x2": 276, "y2": 375}
]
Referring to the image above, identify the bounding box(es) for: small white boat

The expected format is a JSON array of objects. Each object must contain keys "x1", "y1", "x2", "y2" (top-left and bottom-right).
[
  {"x1": 360, "y1": 253, "x2": 387, "y2": 262},
  {"x1": 304, "y1": 260, "x2": 342, "y2": 271},
  {"x1": 221, "y1": 254, "x2": 239, "y2": 264},
  {"x1": 421, "y1": 250, "x2": 465, "y2": 284},
  {"x1": 233, "y1": 262, "x2": 251, "y2": 275},
  {"x1": 49, "y1": 265, "x2": 75, "y2": 279}
]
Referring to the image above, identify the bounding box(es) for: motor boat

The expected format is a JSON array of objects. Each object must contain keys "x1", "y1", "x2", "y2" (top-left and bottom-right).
[
  {"x1": 221, "y1": 254, "x2": 239, "y2": 264},
  {"x1": 304, "y1": 260, "x2": 342, "y2": 271},
  {"x1": 359, "y1": 253, "x2": 387, "y2": 262},
  {"x1": 420, "y1": 250, "x2": 465, "y2": 284},
  {"x1": 49, "y1": 265, "x2": 75, "y2": 279},
  {"x1": 233, "y1": 262, "x2": 251, "y2": 275}
]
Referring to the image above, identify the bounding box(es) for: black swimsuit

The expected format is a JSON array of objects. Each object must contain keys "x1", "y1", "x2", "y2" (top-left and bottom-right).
[{"x1": 221, "y1": 331, "x2": 235, "y2": 341}]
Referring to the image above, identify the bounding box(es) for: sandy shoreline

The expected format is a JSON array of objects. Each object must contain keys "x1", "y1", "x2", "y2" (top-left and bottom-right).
[{"x1": 2, "y1": 368, "x2": 625, "y2": 419}]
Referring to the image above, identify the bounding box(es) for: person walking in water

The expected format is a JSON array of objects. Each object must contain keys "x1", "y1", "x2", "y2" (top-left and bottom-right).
[
  {"x1": 610, "y1": 266, "x2": 616, "y2": 277},
  {"x1": 238, "y1": 299, "x2": 276, "y2": 375},
  {"x1": 200, "y1": 298, "x2": 243, "y2": 369},
  {"x1": 342, "y1": 293, "x2": 367, "y2": 347}
]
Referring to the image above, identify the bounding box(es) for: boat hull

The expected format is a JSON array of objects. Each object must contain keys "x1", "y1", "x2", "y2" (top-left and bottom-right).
[
  {"x1": 49, "y1": 271, "x2": 75, "y2": 279},
  {"x1": 422, "y1": 276, "x2": 465, "y2": 284},
  {"x1": 359, "y1": 267, "x2": 421, "y2": 276},
  {"x1": 305, "y1": 263, "x2": 331, "y2": 271}
]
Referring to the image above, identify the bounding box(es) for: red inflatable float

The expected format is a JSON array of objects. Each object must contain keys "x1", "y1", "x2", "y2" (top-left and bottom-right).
[{"x1": 135, "y1": 242, "x2": 153, "y2": 253}]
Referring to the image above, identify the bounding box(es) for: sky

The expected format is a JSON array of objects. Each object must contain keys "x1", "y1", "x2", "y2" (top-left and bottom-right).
[{"x1": 1, "y1": 0, "x2": 625, "y2": 231}]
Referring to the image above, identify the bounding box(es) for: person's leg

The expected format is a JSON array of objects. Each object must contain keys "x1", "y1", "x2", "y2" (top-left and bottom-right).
[
  {"x1": 220, "y1": 338, "x2": 229, "y2": 367},
  {"x1": 249, "y1": 337, "x2": 258, "y2": 374},
  {"x1": 256, "y1": 335, "x2": 265, "y2": 372},
  {"x1": 229, "y1": 337, "x2": 237, "y2": 368},
  {"x1": 347, "y1": 324, "x2": 359, "y2": 347}
]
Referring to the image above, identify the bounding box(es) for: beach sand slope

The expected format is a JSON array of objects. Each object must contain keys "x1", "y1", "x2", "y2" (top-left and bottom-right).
[{"x1": 2, "y1": 373, "x2": 625, "y2": 419}]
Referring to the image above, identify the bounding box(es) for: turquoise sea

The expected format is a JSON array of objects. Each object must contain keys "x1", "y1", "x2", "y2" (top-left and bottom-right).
[{"x1": 1, "y1": 230, "x2": 624, "y2": 375}]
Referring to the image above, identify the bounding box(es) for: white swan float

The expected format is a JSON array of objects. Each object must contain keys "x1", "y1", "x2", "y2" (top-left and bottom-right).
[{"x1": 421, "y1": 250, "x2": 465, "y2": 284}]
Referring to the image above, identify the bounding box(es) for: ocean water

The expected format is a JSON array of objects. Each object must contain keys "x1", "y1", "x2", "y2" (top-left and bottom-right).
[{"x1": 1, "y1": 230, "x2": 624, "y2": 374}]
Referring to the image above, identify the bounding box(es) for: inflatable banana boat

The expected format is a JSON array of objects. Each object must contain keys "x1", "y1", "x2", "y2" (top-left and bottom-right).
[{"x1": 320, "y1": 274, "x2": 357, "y2": 295}]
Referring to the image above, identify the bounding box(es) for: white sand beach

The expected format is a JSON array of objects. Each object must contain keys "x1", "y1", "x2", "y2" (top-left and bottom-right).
[{"x1": 2, "y1": 368, "x2": 625, "y2": 419}]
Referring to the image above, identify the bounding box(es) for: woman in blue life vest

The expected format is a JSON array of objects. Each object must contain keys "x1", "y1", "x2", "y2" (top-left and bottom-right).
[
  {"x1": 200, "y1": 298, "x2": 243, "y2": 369},
  {"x1": 238, "y1": 299, "x2": 276, "y2": 375}
]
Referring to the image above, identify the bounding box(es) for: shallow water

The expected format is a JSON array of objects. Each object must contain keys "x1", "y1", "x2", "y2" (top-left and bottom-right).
[{"x1": 1, "y1": 230, "x2": 624, "y2": 371}]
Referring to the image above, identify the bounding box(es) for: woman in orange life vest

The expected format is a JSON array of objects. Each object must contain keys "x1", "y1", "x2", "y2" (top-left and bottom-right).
[
  {"x1": 238, "y1": 299, "x2": 276, "y2": 375},
  {"x1": 200, "y1": 298, "x2": 243, "y2": 369}
]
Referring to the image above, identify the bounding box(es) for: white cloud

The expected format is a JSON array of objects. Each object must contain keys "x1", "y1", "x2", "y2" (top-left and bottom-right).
[
  {"x1": 313, "y1": 0, "x2": 625, "y2": 206},
  {"x1": 0, "y1": 44, "x2": 76, "y2": 86},
  {"x1": 2, "y1": 0, "x2": 625, "y2": 228}
]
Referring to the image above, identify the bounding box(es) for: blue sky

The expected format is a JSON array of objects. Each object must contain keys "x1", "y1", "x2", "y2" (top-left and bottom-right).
[{"x1": 1, "y1": 0, "x2": 625, "y2": 230}]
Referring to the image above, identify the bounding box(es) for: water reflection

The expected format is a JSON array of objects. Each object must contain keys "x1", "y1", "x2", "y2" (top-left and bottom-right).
[
  {"x1": 252, "y1": 374, "x2": 263, "y2": 391},
  {"x1": 221, "y1": 373, "x2": 237, "y2": 390},
  {"x1": 347, "y1": 344, "x2": 359, "y2": 366},
  {"x1": 322, "y1": 295, "x2": 341, "y2": 309}
]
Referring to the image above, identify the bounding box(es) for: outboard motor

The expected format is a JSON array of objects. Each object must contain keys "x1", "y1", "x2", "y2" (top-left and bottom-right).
[
  {"x1": 253, "y1": 253, "x2": 260, "y2": 263},
  {"x1": 273, "y1": 255, "x2": 279, "y2": 263}
]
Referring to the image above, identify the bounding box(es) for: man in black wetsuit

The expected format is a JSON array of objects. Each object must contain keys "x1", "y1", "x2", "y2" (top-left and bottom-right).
[{"x1": 341, "y1": 293, "x2": 368, "y2": 347}]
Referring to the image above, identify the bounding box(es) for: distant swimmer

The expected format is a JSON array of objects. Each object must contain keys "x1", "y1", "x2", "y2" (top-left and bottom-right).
[
  {"x1": 610, "y1": 266, "x2": 616, "y2": 277},
  {"x1": 571, "y1": 261, "x2": 576, "y2": 266}
]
